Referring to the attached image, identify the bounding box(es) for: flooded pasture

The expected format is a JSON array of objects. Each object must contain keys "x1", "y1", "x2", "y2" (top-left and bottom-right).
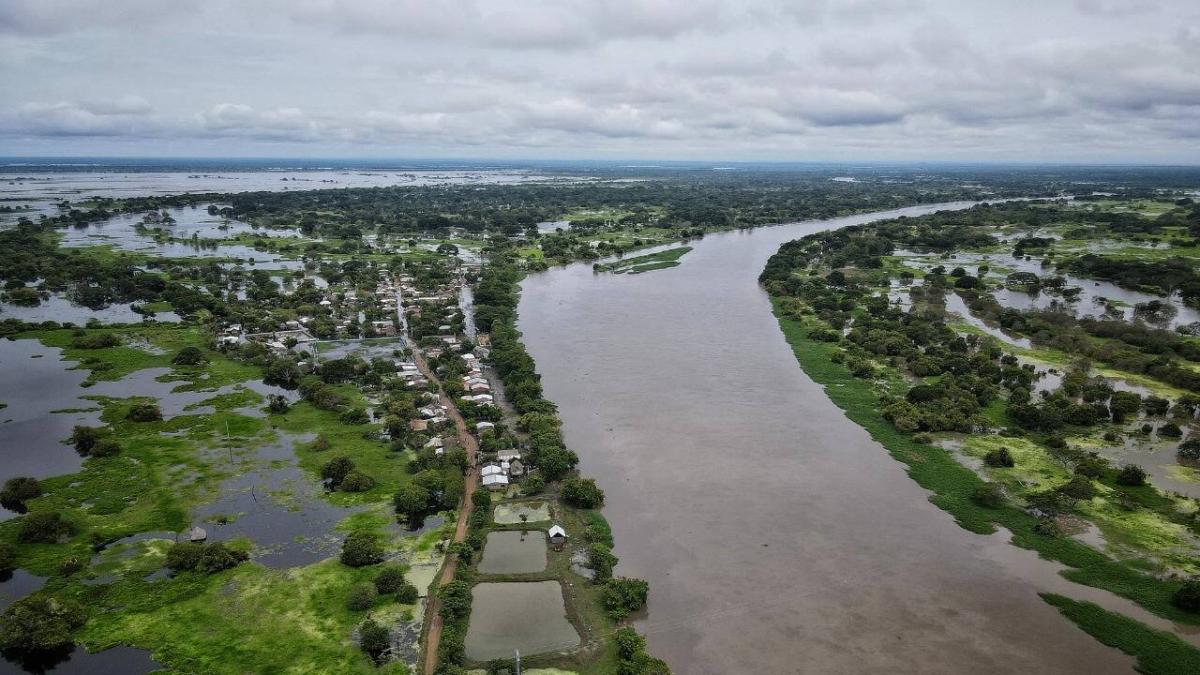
[
  {"x1": 518, "y1": 202, "x2": 1144, "y2": 674},
  {"x1": 464, "y1": 581, "x2": 579, "y2": 661},
  {"x1": 477, "y1": 530, "x2": 547, "y2": 575}
]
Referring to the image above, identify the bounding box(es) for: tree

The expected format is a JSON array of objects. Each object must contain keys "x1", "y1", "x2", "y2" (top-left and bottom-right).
[
  {"x1": 602, "y1": 577, "x2": 649, "y2": 621},
  {"x1": 1058, "y1": 476, "x2": 1096, "y2": 500},
  {"x1": 395, "y1": 581, "x2": 419, "y2": 604},
  {"x1": 0, "y1": 596, "x2": 87, "y2": 654},
  {"x1": 1116, "y1": 464, "x2": 1147, "y2": 486},
  {"x1": 1179, "y1": 438, "x2": 1200, "y2": 462},
  {"x1": 341, "y1": 532, "x2": 384, "y2": 567},
  {"x1": 0, "y1": 477, "x2": 43, "y2": 511},
  {"x1": 393, "y1": 484, "x2": 431, "y2": 525},
  {"x1": 18, "y1": 512, "x2": 75, "y2": 544},
  {"x1": 438, "y1": 581, "x2": 472, "y2": 622},
  {"x1": 358, "y1": 617, "x2": 391, "y2": 663},
  {"x1": 346, "y1": 582, "x2": 378, "y2": 610},
  {"x1": 171, "y1": 346, "x2": 207, "y2": 366},
  {"x1": 561, "y1": 477, "x2": 604, "y2": 508}
]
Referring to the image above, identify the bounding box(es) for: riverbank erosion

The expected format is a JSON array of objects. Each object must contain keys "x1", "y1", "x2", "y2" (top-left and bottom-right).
[{"x1": 516, "y1": 203, "x2": 1163, "y2": 674}]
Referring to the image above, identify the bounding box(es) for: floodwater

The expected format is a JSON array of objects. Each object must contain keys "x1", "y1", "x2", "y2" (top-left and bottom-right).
[
  {"x1": 477, "y1": 530, "x2": 547, "y2": 574},
  {"x1": 464, "y1": 581, "x2": 579, "y2": 661},
  {"x1": 518, "y1": 202, "x2": 1146, "y2": 674},
  {"x1": 0, "y1": 296, "x2": 180, "y2": 325}
]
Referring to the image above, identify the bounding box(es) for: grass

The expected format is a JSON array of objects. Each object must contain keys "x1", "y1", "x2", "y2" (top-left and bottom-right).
[
  {"x1": 1041, "y1": 594, "x2": 1200, "y2": 675},
  {"x1": 597, "y1": 246, "x2": 692, "y2": 274}
]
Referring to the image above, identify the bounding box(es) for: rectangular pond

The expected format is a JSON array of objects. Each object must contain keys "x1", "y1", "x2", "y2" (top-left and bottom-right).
[
  {"x1": 464, "y1": 581, "x2": 579, "y2": 661},
  {"x1": 477, "y1": 530, "x2": 547, "y2": 575}
]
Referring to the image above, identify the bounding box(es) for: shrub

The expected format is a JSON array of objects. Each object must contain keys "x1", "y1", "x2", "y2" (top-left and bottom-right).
[
  {"x1": 346, "y1": 582, "x2": 378, "y2": 611},
  {"x1": 358, "y1": 618, "x2": 390, "y2": 663},
  {"x1": 266, "y1": 395, "x2": 290, "y2": 414},
  {"x1": 71, "y1": 333, "x2": 119, "y2": 349},
  {"x1": 18, "y1": 512, "x2": 75, "y2": 544},
  {"x1": 374, "y1": 566, "x2": 407, "y2": 595},
  {"x1": 1115, "y1": 464, "x2": 1147, "y2": 486},
  {"x1": 171, "y1": 346, "x2": 207, "y2": 366},
  {"x1": 90, "y1": 439, "x2": 121, "y2": 458},
  {"x1": 588, "y1": 543, "x2": 618, "y2": 582},
  {"x1": 320, "y1": 456, "x2": 355, "y2": 485},
  {"x1": 341, "y1": 532, "x2": 384, "y2": 567},
  {"x1": 0, "y1": 477, "x2": 43, "y2": 511},
  {"x1": 1058, "y1": 476, "x2": 1096, "y2": 500},
  {"x1": 438, "y1": 581, "x2": 472, "y2": 622},
  {"x1": 561, "y1": 477, "x2": 605, "y2": 508},
  {"x1": 972, "y1": 483, "x2": 1004, "y2": 508},
  {"x1": 1179, "y1": 438, "x2": 1200, "y2": 462},
  {"x1": 1159, "y1": 422, "x2": 1183, "y2": 439},
  {"x1": 126, "y1": 402, "x2": 163, "y2": 422},
  {"x1": 470, "y1": 489, "x2": 492, "y2": 511},
  {"x1": 395, "y1": 582, "x2": 419, "y2": 604},
  {"x1": 1173, "y1": 579, "x2": 1200, "y2": 613},
  {"x1": 310, "y1": 434, "x2": 331, "y2": 451},
  {"x1": 338, "y1": 470, "x2": 375, "y2": 493},
  {"x1": 166, "y1": 542, "x2": 205, "y2": 571},
  {"x1": 983, "y1": 447, "x2": 1015, "y2": 468},
  {"x1": 0, "y1": 596, "x2": 87, "y2": 653},
  {"x1": 0, "y1": 543, "x2": 15, "y2": 572},
  {"x1": 69, "y1": 425, "x2": 102, "y2": 454},
  {"x1": 58, "y1": 557, "x2": 84, "y2": 576},
  {"x1": 196, "y1": 543, "x2": 249, "y2": 573},
  {"x1": 601, "y1": 577, "x2": 649, "y2": 621}
]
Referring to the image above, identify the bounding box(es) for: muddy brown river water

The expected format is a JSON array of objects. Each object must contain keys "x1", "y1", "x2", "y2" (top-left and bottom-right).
[{"x1": 517, "y1": 203, "x2": 1155, "y2": 674}]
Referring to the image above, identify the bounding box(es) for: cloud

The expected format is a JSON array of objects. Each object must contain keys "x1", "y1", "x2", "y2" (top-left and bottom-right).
[{"x1": 0, "y1": 0, "x2": 1197, "y2": 161}]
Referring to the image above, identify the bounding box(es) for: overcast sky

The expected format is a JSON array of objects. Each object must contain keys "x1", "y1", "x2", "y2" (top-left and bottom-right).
[{"x1": 1, "y1": 0, "x2": 1198, "y2": 162}]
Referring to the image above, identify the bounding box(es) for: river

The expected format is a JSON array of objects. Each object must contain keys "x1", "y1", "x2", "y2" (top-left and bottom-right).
[{"x1": 517, "y1": 203, "x2": 1151, "y2": 674}]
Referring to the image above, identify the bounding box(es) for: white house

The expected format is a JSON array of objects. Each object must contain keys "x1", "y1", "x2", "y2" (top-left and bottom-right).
[{"x1": 482, "y1": 474, "x2": 509, "y2": 491}]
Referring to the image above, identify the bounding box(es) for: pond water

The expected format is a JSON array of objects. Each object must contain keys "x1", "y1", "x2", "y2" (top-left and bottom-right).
[
  {"x1": 477, "y1": 530, "x2": 547, "y2": 575},
  {"x1": 492, "y1": 501, "x2": 550, "y2": 525},
  {"x1": 56, "y1": 205, "x2": 298, "y2": 249},
  {"x1": 518, "y1": 202, "x2": 1146, "y2": 674},
  {"x1": 464, "y1": 581, "x2": 579, "y2": 661},
  {"x1": 0, "y1": 646, "x2": 161, "y2": 675},
  {"x1": 0, "y1": 569, "x2": 46, "y2": 611}
]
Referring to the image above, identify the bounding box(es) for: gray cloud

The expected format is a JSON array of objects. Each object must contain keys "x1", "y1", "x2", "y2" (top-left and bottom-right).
[{"x1": 0, "y1": 0, "x2": 1197, "y2": 162}]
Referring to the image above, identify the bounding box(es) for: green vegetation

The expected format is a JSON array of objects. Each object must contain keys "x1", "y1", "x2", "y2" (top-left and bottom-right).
[{"x1": 595, "y1": 246, "x2": 692, "y2": 274}]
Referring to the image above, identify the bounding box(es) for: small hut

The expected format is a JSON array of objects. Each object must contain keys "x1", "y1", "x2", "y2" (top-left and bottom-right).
[{"x1": 548, "y1": 524, "x2": 568, "y2": 551}]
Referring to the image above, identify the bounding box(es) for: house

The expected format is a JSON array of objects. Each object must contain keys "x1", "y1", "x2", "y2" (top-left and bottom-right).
[
  {"x1": 508, "y1": 459, "x2": 525, "y2": 477},
  {"x1": 498, "y1": 449, "x2": 521, "y2": 462},
  {"x1": 424, "y1": 436, "x2": 443, "y2": 450},
  {"x1": 481, "y1": 463, "x2": 504, "y2": 477},
  {"x1": 548, "y1": 525, "x2": 567, "y2": 551},
  {"x1": 409, "y1": 419, "x2": 428, "y2": 432},
  {"x1": 482, "y1": 473, "x2": 509, "y2": 491},
  {"x1": 476, "y1": 421, "x2": 496, "y2": 434}
]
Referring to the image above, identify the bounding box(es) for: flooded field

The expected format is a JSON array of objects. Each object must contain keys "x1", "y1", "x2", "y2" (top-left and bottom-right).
[
  {"x1": 492, "y1": 501, "x2": 550, "y2": 525},
  {"x1": 518, "y1": 203, "x2": 1143, "y2": 674},
  {"x1": 477, "y1": 530, "x2": 547, "y2": 575},
  {"x1": 464, "y1": 581, "x2": 579, "y2": 661}
]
